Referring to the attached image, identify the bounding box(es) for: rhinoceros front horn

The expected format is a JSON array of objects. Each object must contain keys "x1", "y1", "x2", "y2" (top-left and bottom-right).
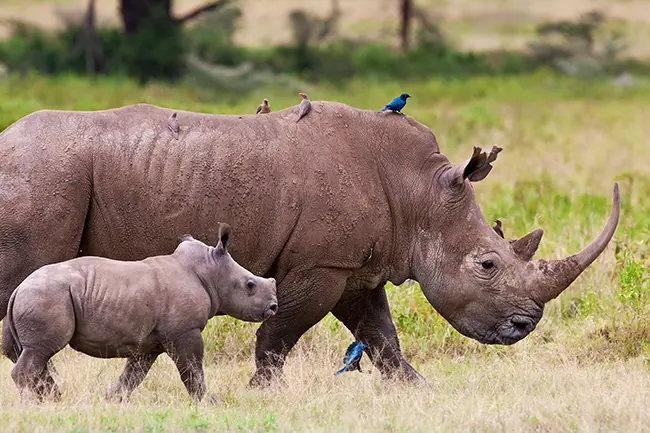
[{"x1": 531, "y1": 183, "x2": 620, "y2": 304}]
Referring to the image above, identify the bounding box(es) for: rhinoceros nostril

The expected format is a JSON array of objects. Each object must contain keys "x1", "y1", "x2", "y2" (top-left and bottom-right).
[
  {"x1": 510, "y1": 318, "x2": 532, "y2": 333},
  {"x1": 268, "y1": 303, "x2": 278, "y2": 314}
]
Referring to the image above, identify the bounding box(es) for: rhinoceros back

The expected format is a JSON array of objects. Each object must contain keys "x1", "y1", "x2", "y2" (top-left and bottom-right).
[
  {"x1": 77, "y1": 102, "x2": 436, "y2": 273},
  {"x1": 0, "y1": 102, "x2": 438, "y2": 319}
]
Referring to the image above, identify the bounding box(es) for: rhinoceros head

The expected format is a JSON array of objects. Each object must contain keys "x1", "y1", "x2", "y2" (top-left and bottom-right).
[
  {"x1": 177, "y1": 223, "x2": 278, "y2": 322},
  {"x1": 411, "y1": 146, "x2": 620, "y2": 345}
]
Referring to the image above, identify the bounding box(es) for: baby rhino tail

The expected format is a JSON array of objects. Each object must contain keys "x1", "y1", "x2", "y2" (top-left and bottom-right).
[{"x1": 1, "y1": 291, "x2": 23, "y2": 363}]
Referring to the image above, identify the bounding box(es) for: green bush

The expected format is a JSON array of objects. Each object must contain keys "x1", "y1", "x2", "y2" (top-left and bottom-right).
[
  {"x1": 119, "y1": 8, "x2": 185, "y2": 83},
  {"x1": 0, "y1": 8, "x2": 184, "y2": 83},
  {"x1": 1, "y1": 8, "x2": 645, "y2": 85},
  {"x1": 0, "y1": 21, "x2": 532, "y2": 83},
  {"x1": 186, "y1": 4, "x2": 247, "y2": 67}
]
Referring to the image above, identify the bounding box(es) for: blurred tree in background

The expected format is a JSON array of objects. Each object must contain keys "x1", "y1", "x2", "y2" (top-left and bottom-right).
[
  {"x1": 120, "y1": 0, "x2": 232, "y2": 33},
  {"x1": 117, "y1": 0, "x2": 234, "y2": 81},
  {"x1": 0, "y1": 0, "x2": 641, "y2": 87}
]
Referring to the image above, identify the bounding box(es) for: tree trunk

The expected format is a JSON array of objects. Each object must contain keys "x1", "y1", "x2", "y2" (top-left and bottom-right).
[
  {"x1": 120, "y1": 0, "x2": 172, "y2": 34},
  {"x1": 399, "y1": 0, "x2": 412, "y2": 51},
  {"x1": 83, "y1": 0, "x2": 101, "y2": 74}
]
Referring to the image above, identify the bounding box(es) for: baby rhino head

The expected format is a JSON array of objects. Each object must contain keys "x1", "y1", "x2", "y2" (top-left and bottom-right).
[{"x1": 178, "y1": 224, "x2": 278, "y2": 322}]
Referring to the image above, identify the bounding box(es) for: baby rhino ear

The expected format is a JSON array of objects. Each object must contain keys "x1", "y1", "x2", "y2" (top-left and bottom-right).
[
  {"x1": 215, "y1": 222, "x2": 233, "y2": 255},
  {"x1": 179, "y1": 234, "x2": 194, "y2": 243}
]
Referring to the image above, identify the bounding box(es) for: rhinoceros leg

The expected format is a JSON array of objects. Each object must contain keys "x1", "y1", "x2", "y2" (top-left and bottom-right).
[
  {"x1": 105, "y1": 353, "x2": 159, "y2": 402},
  {"x1": 165, "y1": 328, "x2": 206, "y2": 402},
  {"x1": 11, "y1": 348, "x2": 61, "y2": 402},
  {"x1": 9, "y1": 282, "x2": 75, "y2": 401},
  {"x1": 249, "y1": 267, "x2": 349, "y2": 387},
  {"x1": 331, "y1": 284, "x2": 426, "y2": 383},
  {"x1": 0, "y1": 182, "x2": 91, "y2": 320}
]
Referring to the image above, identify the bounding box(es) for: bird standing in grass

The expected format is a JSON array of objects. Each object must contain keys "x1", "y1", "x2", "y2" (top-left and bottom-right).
[
  {"x1": 335, "y1": 341, "x2": 368, "y2": 376},
  {"x1": 296, "y1": 92, "x2": 311, "y2": 123},
  {"x1": 380, "y1": 92, "x2": 411, "y2": 114},
  {"x1": 167, "y1": 112, "x2": 180, "y2": 140},
  {"x1": 256, "y1": 98, "x2": 271, "y2": 114}
]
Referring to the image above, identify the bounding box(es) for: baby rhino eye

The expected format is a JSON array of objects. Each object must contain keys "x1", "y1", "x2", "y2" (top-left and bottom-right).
[
  {"x1": 246, "y1": 279, "x2": 256, "y2": 292},
  {"x1": 481, "y1": 260, "x2": 494, "y2": 270}
]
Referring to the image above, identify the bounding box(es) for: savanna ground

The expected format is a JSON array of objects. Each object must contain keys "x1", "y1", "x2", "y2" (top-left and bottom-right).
[{"x1": 1, "y1": 1, "x2": 650, "y2": 432}]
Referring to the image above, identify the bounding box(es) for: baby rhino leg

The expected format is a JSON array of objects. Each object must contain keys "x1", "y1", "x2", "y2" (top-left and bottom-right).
[
  {"x1": 165, "y1": 329, "x2": 206, "y2": 402},
  {"x1": 10, "y1": 283, "x2": 75, "y2": 402},
  {"x1": 12, "y1": 349, "x2": 60, "y2": 402},
  {"x1": 105, "y1": 353, "x2": 159, "y2": 402}
]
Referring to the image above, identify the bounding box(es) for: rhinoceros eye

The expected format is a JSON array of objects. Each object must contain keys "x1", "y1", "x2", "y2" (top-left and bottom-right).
[{"x1": 481, "y1": 260, "x2": 494, "y2": 270}]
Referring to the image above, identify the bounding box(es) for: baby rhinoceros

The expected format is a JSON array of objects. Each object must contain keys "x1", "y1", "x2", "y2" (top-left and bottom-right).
[{"x1": 1, "y1": 223, "x2": 278, "y2": 403}]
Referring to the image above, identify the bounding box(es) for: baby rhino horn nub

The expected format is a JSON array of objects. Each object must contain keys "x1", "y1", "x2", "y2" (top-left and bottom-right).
[{"x1": 530, "y1": 183, "x2": 620, "y2": 304}]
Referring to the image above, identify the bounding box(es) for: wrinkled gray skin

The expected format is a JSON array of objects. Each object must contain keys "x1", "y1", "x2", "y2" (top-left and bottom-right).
[
  {"x1": 0, "y1": 101, "x2": 620, "y2": 387},
  {"x1": 1, "y1": 224, "x2": 278, "y2": 401}
]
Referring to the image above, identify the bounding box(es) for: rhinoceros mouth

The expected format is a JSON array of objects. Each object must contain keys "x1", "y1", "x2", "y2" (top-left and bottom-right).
[
  {"x1": 469, "y1": 311, "x2": 542, "y2": 345},
  {"x1": 485, "y1": 313, "x2": 542, "y2": 345},
  {"x1": 262, "y1": 303, "x2": 278, "y2": 321}
]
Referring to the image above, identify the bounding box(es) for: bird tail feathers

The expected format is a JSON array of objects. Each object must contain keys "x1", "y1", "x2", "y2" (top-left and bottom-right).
[{"x1": 334, "y1": 366, "x2": 348, "y2": 376}]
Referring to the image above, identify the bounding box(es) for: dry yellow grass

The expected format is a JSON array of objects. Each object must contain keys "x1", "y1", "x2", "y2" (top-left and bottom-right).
[{"x1": 2, "y1": 338, "x2": 650, "y2": 432}]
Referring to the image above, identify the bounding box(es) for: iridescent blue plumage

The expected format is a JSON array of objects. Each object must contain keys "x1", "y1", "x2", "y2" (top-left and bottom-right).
[
  {"x1": 335, "y1": 341, "x2": 367, "y2": 375},
  {"x1": 380, "y1": 92, "x2": 411, "y2": 113}
]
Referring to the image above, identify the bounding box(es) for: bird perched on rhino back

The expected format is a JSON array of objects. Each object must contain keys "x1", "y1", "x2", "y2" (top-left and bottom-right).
[
  {"x1": 335, "y1": 341, "x2": 367, "y2": 375},
  {"x1": 493, "y1": 219, "x2": 504, "y2": 238},
  {"x1": 167, "y1": 112, "x2": 180, "y2": 140},
  {"x1": 256, "y1": 98, "x2": 271, "y2": 114},
  {"x1": 296, "y1": 92, "x2": 311, "y2": 123},
  {"x1": 380, "y1": 92, "x2": 411, "y2": 114}
]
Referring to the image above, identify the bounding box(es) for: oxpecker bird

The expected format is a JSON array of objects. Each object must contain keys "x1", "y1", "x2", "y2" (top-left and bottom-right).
[
  {"x1": 335, "y1": 341, "x2": 367, "y2": 376},
  {"x1": 256, "y1": 98, "x2": 271, "y2": 114},
  {"x1": 296, "y1": 92, "x2": 311, "y2": 123},
  {"x1": 167, "y1": 112, "x2": 180, "y2": 140},
  {"x1": 380, "y1": 92, "x2": 411, "y2": 113},
  {"x1": 493, "y1": 219, "x2": 504, "y2": 238}
]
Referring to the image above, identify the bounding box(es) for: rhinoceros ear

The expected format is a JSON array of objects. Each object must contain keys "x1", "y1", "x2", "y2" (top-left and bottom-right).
[
  {"x1": 179, "y1": 234, "x2": 194, "y2": 243},
  {"x1": 449, "y1": 146, "x2": 502, "y2": 185},
  {"x1": 215, "y1": 222, "x2": 232, "y2": 255}
]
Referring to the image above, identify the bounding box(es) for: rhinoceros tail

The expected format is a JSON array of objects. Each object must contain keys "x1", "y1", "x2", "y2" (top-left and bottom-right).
[{"x1": 1, "y1": 290, "x2": 22, "y2": 363}]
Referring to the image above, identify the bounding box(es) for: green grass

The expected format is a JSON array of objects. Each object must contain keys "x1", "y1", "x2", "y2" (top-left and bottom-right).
[{"x1": 0, "y1": 72, "x2": 650, "y2": 431}]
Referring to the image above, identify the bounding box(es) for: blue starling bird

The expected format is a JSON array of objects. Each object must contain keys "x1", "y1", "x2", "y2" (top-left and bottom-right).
[
  {"x1": 380, "y1": 92, "x2": 411, "y2": 114},
  {"x1": 335, "y1": 341, "x2": 368, "y2": 375}
]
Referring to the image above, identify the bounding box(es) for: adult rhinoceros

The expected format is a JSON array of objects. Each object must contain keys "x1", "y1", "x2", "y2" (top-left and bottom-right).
[{"x1": 0, "y1": 101, "x2": 619, "y2": 385}]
